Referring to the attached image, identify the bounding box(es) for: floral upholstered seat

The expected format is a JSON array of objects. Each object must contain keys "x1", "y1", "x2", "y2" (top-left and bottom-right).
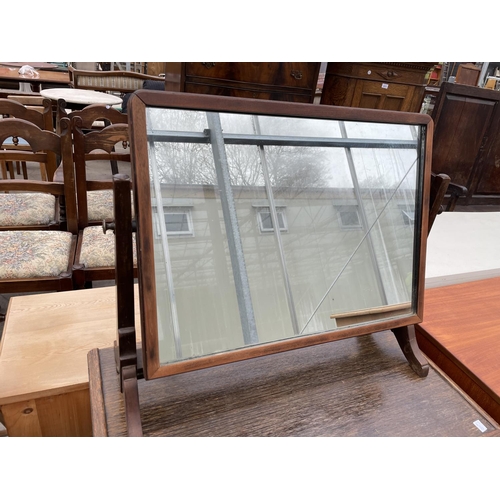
[
  {"x1": 79, "y1": 225, "x2": 137, "y2": 269},
  {"x1": 0, "y1": 231, "x2": 73, "y2": 279},
  {"x1": 87, "y1": 190, "x2": 135, "y2": 222},
  {"x1": 0, "y1": 193, "x2": 57, "y2": 226}
]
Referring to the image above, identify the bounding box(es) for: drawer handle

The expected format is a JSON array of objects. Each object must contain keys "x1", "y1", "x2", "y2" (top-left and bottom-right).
[
  {"x1": 291, "y1": 70, "x2": 303, "y2": 80},
  {"x1": 201, "y1": 62, "x2": 216, "y2": 69},
  {"x1": 376, "y1": 70, "x2": 400, "y2": 80}
]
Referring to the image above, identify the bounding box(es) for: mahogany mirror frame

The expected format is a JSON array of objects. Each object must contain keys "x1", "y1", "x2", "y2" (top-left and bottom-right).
[{"x1": 128, "y1": 90, "x2": 433, "y2": 381}]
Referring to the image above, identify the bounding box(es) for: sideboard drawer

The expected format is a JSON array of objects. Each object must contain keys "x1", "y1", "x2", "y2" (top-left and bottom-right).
[{"x1": 185, "y1": 62, "x2": 319, "y2": 90}]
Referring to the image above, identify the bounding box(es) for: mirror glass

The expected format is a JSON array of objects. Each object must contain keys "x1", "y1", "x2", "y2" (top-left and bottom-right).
[{"x1": 145, "y1": 107, "x2": 423, "y2": 365}]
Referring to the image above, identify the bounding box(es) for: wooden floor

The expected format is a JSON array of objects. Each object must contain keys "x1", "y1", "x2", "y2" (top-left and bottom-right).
[{"x1": 89, "y1": 328, "x2": 499, "y2": 437}]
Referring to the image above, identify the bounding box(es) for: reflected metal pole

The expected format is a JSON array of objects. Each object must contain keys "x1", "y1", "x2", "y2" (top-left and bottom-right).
[
  {"x1": 206, "y1": 112, "x2": 259, "y2": 345},
  {"x1": 338, "y1": 121, "x2": 388, "y2": 305},
  {"x1": 252, "y1": 116, "x2": 300, "y2": 336},
  {"x1": 149, "y1": 140, "x2": 183, "y2": 359}
]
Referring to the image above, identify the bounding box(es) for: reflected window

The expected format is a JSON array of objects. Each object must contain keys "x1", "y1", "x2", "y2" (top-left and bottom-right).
[
  {"x1": 256, "y1": 207, "x2": 288, "y2": 233},
  {"x1": 337, "y1": 205, "x2": 362, "y2": 229},
  {"x1": 398, "y1": 204, "x2": 415, "y2": 226},
  {"x1": 154, "y1": 206, "x2": 194, "y2": 237}
]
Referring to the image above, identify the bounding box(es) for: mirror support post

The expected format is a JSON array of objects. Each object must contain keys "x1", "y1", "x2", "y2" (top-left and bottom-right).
[
  {"x1": 392, "y1": 325, "x2": 429, "y2": 377},
  {"x1": 112, "y1": 173, "x2": 143, "y2": 436}
]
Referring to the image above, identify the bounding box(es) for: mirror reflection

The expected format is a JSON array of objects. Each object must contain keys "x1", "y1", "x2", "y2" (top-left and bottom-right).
[{"x1": 145, "y1": 108, "x2": 422, "y2": 365}]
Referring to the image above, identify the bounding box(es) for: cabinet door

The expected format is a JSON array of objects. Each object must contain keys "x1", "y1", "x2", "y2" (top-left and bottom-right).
[
  {"x1": 432, "y1": 88, "x2": 497, "y2": 190},
  {"x1": 351, "y1": 80, "x2": 414, "y2": 111},
  {"x1": 476, "y1": 107, "x2": 500, "y2": 195}
]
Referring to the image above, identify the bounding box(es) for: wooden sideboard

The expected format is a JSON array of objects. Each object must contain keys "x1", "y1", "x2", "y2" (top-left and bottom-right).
[
  {"x1": 432, "y1": 82, "x2": 500, "y2": 205},
  {"x1": 164, "y1": 62, "x2": 321, "y2": 103},
  {"x1": 320, "y1": 62, "x2": 436, "y2": 112}
]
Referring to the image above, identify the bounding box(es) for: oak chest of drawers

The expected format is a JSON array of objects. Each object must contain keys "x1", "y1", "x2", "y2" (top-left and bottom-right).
[{"x1": 320, "y1": 62, "x2": 436, "y2": 112}]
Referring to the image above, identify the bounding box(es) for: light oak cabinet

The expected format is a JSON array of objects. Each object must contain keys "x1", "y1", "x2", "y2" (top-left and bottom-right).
[{"x1": 320, "y1": 62, "x2": 437, "y2": 112}]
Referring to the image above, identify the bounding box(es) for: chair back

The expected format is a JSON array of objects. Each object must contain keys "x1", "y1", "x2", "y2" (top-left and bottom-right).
[
  {"x1": 56, "y1": 101, "x2": 128, "y2": 133},
  {"x1": 0, "y1": 118, "x2": 78, "y2": 233},
  {"x1": 0, "y1": 117, "x2": 59, "y2": 181},
  {"x1": 66, "y1": 115, "x2": 130, "y2": 229},
  {"x1": 0, "y1": 98, "x2": 53, "y2": 131}
]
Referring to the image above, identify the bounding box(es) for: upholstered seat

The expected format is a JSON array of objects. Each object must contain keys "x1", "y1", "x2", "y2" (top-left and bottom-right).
[
  {"x1": 0, "y1": 231, "x2": 74, "y2": 279},
  {"x1": 78, "y1": 225, "x2": 137, "y2": 269},
  {"x1": 87, "y1": 190, "x2": 135, "y2": 222},
  {"x1": 0, "y1": 192, "x2": 57, "y2": 227}
]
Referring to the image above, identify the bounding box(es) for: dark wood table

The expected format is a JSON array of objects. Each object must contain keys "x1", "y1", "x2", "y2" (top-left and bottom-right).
[
  {"x1": 0, "y1": 62, "x2": 60, "y2": 70},
  {"x1": 0, "y1": 66, "x2": 69, "y2": 92},
  {"x1": 416, "y1": 276, "x2": 500, "y2": 425},
  {"x1": 88, "y1": 328, "x2": 499, "y2": 437}
]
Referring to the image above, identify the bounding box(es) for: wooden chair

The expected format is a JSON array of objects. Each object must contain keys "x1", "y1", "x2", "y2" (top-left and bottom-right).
[
  {"x1": 0, "y1": 119, "x2": 78, "y2": 314},
  {"x1": 0, "y1": 98, "x2": 54, "y2": 180},
  {"x1": 68, "y1": 64, "x2": 164, "y2": 95},
  {"x1": 61, "y1": 117, "x2": 136, "y2": 288},
  {"x1": 54, "y1": 102, "x2": 128, "y2": 170},
  {"x1": 0, "y1": 118, "x2": 73, "y2": 231}
]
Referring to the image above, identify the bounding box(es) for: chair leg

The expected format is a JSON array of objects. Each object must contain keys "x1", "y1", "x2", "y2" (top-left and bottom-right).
[{"x1": 72, "y1": 264, "x2": 86, "y2": 290}]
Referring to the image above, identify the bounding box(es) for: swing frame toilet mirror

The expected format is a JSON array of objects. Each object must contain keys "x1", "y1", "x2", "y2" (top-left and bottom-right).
[{"x1": 128, "y1": 90, "x2": 432, "y2": 381}]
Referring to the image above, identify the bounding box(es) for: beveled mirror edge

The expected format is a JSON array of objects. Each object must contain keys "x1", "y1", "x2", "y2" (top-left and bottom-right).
[{"x1": 128, "y1": 90, "x2": 432, "y2": 381}]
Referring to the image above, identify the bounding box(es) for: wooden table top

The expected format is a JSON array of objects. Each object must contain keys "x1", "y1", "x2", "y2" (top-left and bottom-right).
[
  {"x1": 89, "y1": 328, "x2": 499, "y2": 437},
  {"x1": 40, "y1": 87, "x2": 122, "y2": 105},
  {"x1": 0, "y1": 66, "x2": 70, "y2": 84},
  {"x1": 416, "y1": 276, "x2": 500, "y2": 423},
  {"x1": 0, "y1": 285, "x2": 140, "y2": 405},
  {"x1": 0, "y1": 62, "x2": 60, "y2": 70}
]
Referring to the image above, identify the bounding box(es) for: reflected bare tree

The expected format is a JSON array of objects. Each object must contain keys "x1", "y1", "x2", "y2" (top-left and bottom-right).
[{"x1": 149, "y1": 109, "x2": 331, "y2": 190}]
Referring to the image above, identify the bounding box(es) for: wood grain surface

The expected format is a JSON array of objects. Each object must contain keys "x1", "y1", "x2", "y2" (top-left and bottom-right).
[
  {"x1": 91, "y1": 329, "x2": 498, "y2": 437},
  {"x1": 416, "y1": 277, "x2": 500, "y2": 423},
  {"x1": 0, "y1": 285, "x2": 140, "y2": 405}
]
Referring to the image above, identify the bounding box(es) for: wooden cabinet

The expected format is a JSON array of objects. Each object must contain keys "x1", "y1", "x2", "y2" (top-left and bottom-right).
[
  {"x1": 164, "y1": 62, "x2": 321, "y2": 103},
  {"x1": 320, "y1": 62, "x2": 436, "y2": 112},
  {"x1": 431, "y1": 82, "x2": 500, "y2": 205}
]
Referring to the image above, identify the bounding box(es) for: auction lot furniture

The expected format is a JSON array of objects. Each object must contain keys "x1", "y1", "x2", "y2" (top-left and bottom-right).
[
  {"x1": 88, "y1": 329, "x2": 499, "y2": 437},
  {"x1": 320, "y1": 62, "x2": 437, "y2": 112},
  {"x1": 40, "y1": 88, "x2": 122, "y2": 107},
  {"x1": 0, "y1": 285, "x2": 140, "y2": 437},
  {"x1": 0, "y1": 66, "x2": 70, "y2": 92},
  {"x1": 416, "y1": 276, "x2": 500, "y2": 425},
  {"x1": 100, "y1": 89, "x2": 450, "y2": 435},
  {"x1": 432, "y1": 82, "x2": 500, "y2": 206},
  {"x1": 164, "y1": 62, "x2": 320, "y2": 103},
  {"x1": 68, "y1": 65, "x2": 164, "y2": 95}
]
